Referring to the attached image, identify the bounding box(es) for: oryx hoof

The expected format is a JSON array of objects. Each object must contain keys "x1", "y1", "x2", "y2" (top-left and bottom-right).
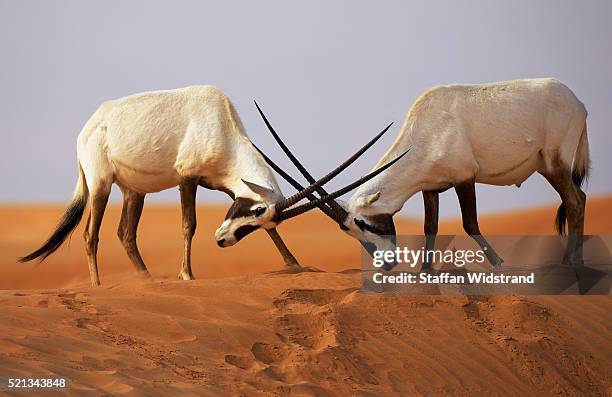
[
  {"x1": 381, "y1": 262, "x2": 397, "y2": 271},
  {"x1": 286, "y1": 262, "x2": 303, "y2": 270},
  {"x1": 562, "y1": 259, "x2": 584, "y2": 268},
  {"x1": 178, "y1": 270, "x2": 195, "y2": 281},
  {"x1": 490, "y1": 257, "x2": 504, "y2": 268},
  {"x1": 89, "y1": 274, "x2": 101, "y2": 287},
  {"x1": 420, "y1": 264, "x2": 433, "y2": 274}
]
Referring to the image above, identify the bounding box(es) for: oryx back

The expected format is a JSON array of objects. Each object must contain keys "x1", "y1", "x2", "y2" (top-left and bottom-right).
[
  {"x1": 382, "y1": 79, "x2": 587, "y2": 188},
  {"x1": 76, "y1": 85, "x2": 252, "y2": 194}
]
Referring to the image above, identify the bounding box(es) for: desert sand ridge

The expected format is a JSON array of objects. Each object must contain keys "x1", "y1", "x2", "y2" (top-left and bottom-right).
[{"x1": 0, "y1": 196, "x2": 610, "y2": 395}]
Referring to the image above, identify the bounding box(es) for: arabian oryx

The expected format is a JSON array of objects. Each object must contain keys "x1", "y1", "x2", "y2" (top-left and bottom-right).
[
  {"x1": 20, "y1": 85, "x2": 407, "y2": 286},
  {"x1": 254, "y1": 79, "x2": 590, "y2": 271}
]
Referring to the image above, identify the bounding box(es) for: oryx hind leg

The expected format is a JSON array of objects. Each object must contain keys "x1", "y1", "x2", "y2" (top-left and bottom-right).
[
  {"x1": 455, "y1": 181, "x2": 503, "y2": 267},
  {"x1": 267, "y1": 228, "x2": 301, "y2": 269},
  {"x1": 83, "y1": 183, "x2": 111, "y2": 286},
  {"x1": 117, "y1": 187, "x2": 150, "y2": 276},
  {"x1": 540, "y1": 155, "x2": 586, "y2": 266},
  {"x1": 422, "y1": 190, "x2": 439, "y2": 272},
  {"x1": 178, "y1": 177, "x2": 199, "y2": 280}
]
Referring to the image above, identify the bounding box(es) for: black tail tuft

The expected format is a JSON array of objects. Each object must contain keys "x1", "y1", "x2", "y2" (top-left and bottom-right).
[
  {"x1": 555, "y1": 203, "x2": 567, "y2": 236},
  {"x1": 572, "y1": 166, "x2": 587, "y2": 189},
  {"x1": 556, "y1": 162, "x2": 588, "y2": 237},
  {"x1": 19, "y1": 196, "x2": 87, "y2": 262},
  {"x1": 555, "y1": 121, "x2": 589, "y2": 236}
]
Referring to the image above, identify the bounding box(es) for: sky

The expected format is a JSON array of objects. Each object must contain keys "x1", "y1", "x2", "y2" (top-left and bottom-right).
[{"x1": 1, "y1": 0, "x2": 610, "y2": 218}]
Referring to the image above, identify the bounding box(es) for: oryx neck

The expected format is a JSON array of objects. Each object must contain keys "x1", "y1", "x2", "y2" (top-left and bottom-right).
[
  {"x1": 224, "y1": 135, "x2": 283, "y2": 201},
  {"x1": 350, "y1": 128, "x2": 421, "y2": 215}
]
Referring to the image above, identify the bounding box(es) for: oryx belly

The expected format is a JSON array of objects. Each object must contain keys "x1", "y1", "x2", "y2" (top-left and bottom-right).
[
  {"x1": 110, "y1": 156, "x2": 182, "y2": 193},
  {"x1": 469, "y1": 126, "x2": 545, "y2": 186}
]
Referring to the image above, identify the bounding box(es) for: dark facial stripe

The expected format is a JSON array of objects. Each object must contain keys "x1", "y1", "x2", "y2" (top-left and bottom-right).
[
  {"x1": 234, "y1": 224, "x2": 260, "y2": 242},
  {"x1": 225, "y1": 197, "x2": 258, "y2": 220},
  {"x1": 357, "y1": 214, "x2": 396, "y2": 236},
  {"x1": 370, "y1": 213, "x2": 396, "y2": 236}
]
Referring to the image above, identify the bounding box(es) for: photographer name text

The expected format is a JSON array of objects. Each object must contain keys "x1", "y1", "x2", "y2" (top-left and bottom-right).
[{"x1": 373, "y1": 271, "x2": 535, "y2": 285}]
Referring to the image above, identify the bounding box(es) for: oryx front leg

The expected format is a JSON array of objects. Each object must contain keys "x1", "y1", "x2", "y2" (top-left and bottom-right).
[
  {"x1": 178, "y1": 178, "x2": 198, "y2": 280},
  {"x1": 83, "y1": 185, "x2": 111, "y2": 287},
  {"x1": 117, "y1": 188, "x2": 150, "y2": 277},
  {"x1": 455, "y1": 182, "x2": 503, "y2": 267},
  {"x1": 422, "y1": 190, "x2": 439, "y2": 272},
  {"x1": 266, "y1": 228, "x2": 301, "y2": 269}
]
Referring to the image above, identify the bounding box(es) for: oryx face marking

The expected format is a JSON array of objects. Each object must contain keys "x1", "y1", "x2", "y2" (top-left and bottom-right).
[
  {"x1": 344, "y1": 212, "x2": 396, "y2": 247},
  {"x1": 215, "y1": 197, "x2": 277, "y2": 247},
  {"x1": 353, "y1": 213, "x2": 396, "y2": 236},
  {"x1": 343, "y1": 202, "x2": 398, "y2": 269},
  {"x1": 224, "y1": 198, "x2": 258, "y2": 220}
]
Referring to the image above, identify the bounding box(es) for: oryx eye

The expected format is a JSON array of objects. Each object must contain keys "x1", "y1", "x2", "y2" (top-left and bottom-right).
[
  {"x1": 254, "y1": 207, "x2": 266, "y2": 217},
  {"x1": 354, "y1": 218, "x2": 366, "y2": 231}
]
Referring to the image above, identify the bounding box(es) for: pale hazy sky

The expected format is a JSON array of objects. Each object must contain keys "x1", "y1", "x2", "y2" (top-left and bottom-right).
[{"x1": 1, "y1": 0, "x2": 610, "y2": 217}]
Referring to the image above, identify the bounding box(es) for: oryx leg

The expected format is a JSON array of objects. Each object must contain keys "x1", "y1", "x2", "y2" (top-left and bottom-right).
[
  {"x1": 455, "y1": 181, "x2": 503, "y2": 267},
  {"x1": 422, "y1": 190, "x2": 439, "y2": 271},
  {"x1": 266, "y1": 228, "x2": 301, "y2": 269},
  {"x1": 83, "y1": 183, "x2": 111, "y2": 286},
  {"x1": 117, "y1": 188, "x2": 150, "y2": 277},
  {"x1": 540, "y1": 164, "x2": 586, "y2": 266},
  {"x1": 178, "y1": 177, "x2": 198, "y2": 280}
]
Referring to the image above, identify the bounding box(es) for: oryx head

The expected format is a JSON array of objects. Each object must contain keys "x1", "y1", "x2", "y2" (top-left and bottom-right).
[
  {"x1": 342, "y1": 191, "x2": 398, "y2": 269},
  {"x1": 214, "y1": 181, "x2": 280, "y2": 247},
  {"x1": 224, "y1": 101, "x2": 407, "y2": 270}
]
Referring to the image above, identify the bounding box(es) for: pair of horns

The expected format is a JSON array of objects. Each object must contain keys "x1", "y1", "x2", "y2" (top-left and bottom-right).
[
  {"x1": 253, "y1": 146, "x2": 348, "y2": 224},
  {"x1": 253, "y1": 101, "x2": 408, "y2": 223},
  {"x1": 254, "y1": 101, "x2": 350, "y2": 224}
]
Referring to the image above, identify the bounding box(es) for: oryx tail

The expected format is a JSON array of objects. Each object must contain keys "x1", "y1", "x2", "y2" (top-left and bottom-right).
[
  {"x1": 19, "y1": 161, "x2": 89, "y2": 262},
  {"x1": 555, "y1": 122, "x2": 590, "y2": 235}
]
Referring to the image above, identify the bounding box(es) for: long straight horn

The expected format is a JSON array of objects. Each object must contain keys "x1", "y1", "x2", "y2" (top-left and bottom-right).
[
  {"x1": 254, "y1": 101, "x2": 319, "y2": 187},
  {"x1": 277, "y1": 150, "x2": 409, "y2": 221},
  {"x1": 273, "y1": 121, "x2": 395, "y2": 211},
  {"x1": 255, "y1": 101, "x2": 358, "y2": 222},
  {"x1": 254, "y1": 100, "x2": 340, "y2": 218},
  {"x1": 253, "y1": 144, "x2": 346, "y2": 224}
]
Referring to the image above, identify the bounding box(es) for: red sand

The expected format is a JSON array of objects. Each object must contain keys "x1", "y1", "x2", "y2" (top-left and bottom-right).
[{"x1": 0, "y1": 196, "x2": 610, "y2": 395}]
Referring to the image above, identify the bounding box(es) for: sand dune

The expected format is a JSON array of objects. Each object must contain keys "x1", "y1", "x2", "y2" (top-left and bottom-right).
[
  {"x1": 1, "y1": 274, "x2": 610, "y2": 396},
  {"x1": 0, "y1": 196, "x2": 611, "y2": 395}
]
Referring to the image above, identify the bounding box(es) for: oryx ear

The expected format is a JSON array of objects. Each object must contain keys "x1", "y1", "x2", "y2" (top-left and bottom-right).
[
  {"x1": 242, "y1": 179, "x2": 276, "y2": 199},
  {"x1": 365, "y1": 191, "x2": 381, "y2": 205}
]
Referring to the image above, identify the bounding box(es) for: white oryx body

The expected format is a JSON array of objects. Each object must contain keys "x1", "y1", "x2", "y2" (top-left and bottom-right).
[
  {"x1": 78, "y1": 85, "x2": 281, "y2": 201},
  {"x1": 349, "y1": 78, "x2": 588, "y2": 215},
  {"x1": 22, "y1": 85, "x2": 306, "y2": 286},
  {"x1": 341, "y1": 78, "x2": 589, "y2": 269}
]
